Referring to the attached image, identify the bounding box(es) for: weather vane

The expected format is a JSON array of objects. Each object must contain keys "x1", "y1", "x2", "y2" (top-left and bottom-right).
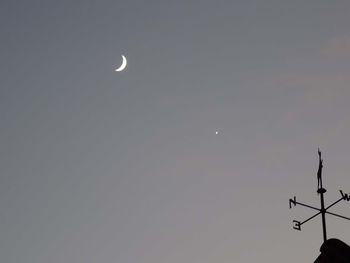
[{"x1": 289, "y1": 149, "x2": 350, "y2": 243}]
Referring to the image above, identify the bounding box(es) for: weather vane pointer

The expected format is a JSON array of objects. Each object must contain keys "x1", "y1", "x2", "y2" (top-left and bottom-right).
[{"x1": 289, "y1": 149, "x2": 350, "y2": 243}]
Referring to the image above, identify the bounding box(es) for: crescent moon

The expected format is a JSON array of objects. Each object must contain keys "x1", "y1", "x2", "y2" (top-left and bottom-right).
[{"x1": 115, "y1": 55, "x2": 127, "y2": 72}]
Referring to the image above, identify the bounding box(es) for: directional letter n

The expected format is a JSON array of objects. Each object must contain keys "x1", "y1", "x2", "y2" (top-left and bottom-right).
[{"x1": 289, "y1": 196, "x2": 297, "y2": 208}]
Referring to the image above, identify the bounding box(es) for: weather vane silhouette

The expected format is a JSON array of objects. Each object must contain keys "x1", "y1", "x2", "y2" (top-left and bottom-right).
[{"x1": 289, "y1": 149, "x2": 350, "y2": 243}]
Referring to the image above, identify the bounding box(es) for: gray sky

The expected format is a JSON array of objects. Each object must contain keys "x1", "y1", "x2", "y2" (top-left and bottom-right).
[{"x1": 1, "y1": 1, "x2": 350, "y2": 262}]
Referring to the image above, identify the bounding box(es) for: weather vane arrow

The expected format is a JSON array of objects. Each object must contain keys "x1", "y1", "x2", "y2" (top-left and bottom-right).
[{"x1": 289, "y1": 149, "x2": 350, "y2": 243}]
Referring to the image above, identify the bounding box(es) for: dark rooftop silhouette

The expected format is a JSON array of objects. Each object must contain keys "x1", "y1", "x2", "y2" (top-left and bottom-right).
[{"x1": 314, "y1": 238, "x2": 350, "y2": 263}]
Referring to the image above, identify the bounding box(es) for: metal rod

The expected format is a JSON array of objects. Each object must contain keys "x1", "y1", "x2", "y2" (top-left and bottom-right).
[
  {"x1": 325, "y1": 197, "x2": 344, "y2": 210},
  {"x1": 320, "y1": 189, "x2": 327, "y2": 242},
  {"x1": 295, "y1": 201, "x2": 321, "y2": 212},
  {"x1": 300, "y1": 211, "x2": 322, "y2": 225},
  {"x1": 326, "y1": 211, "x2": 350, "y2": 221}
]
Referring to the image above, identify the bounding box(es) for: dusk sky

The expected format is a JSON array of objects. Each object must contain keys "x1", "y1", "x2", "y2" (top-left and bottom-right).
[{"x1": 2, "y1": 1, "x2": 350, "y2": 262}]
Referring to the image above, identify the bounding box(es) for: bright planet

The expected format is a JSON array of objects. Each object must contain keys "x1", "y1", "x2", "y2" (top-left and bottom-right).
[{"x1": 115, "y1": 55, "x2": 127, "y2": 72}]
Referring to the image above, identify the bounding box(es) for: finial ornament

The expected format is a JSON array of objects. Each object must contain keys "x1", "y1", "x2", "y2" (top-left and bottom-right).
[{"x1": 317, "y1": 148, "x2": 323, "y2": 193}]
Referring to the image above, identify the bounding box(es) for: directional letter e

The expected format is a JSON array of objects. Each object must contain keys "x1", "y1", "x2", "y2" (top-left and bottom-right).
[{"x1": 293, "y1": 220, "x2": 301, "y2": 231}]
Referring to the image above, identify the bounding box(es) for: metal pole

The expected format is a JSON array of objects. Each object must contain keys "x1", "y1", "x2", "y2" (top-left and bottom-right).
[
  {"x1": 317, "y1": 149, "x2": 327, "y2": 242},
  {"x1": 319, "y1": 188, "x2": 327, "y2": 242}
]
